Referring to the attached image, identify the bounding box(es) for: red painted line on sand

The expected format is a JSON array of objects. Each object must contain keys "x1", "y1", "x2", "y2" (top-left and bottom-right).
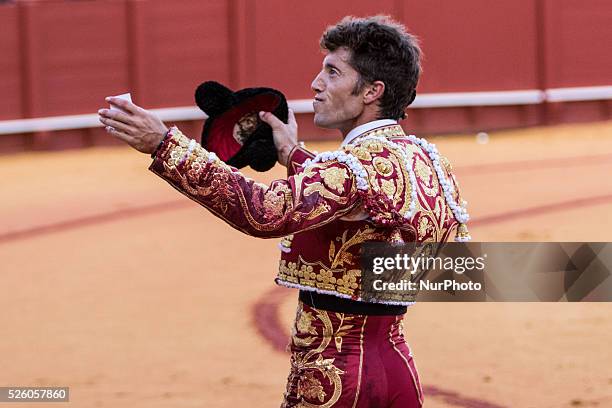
[
  {"x1": 251, "y1": 285, "x2": 293, "y2": 353},
  {"x1": 455, "y1": 153, "x2": 612, "y2": 176},
  {"x1": 422, "y1": 385, "x2": 506, "y2": 408},
  {"x1": 471, "y1": 193, "x2": 612, "y2": 226},
  {"x1": 0, "y1": 200, "x2": 190, "y2": 244}
]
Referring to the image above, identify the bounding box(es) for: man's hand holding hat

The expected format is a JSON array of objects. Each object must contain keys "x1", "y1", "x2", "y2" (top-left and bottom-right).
[
  {"x1": 259, "y1": 109, "x2": 298, "y2": 167},
  {"x1": 195, "y1": 81, "x2": 295, "y2": 171}
]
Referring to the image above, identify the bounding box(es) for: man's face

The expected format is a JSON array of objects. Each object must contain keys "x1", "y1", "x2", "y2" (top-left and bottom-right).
[{"x1": 311, "y1": 48, "x2": 365, "y2": 130}]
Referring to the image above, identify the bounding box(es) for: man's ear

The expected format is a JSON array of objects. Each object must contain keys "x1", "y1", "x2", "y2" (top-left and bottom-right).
[{"x1": 363, "y1": 80, "x2": 385, "y2": 105}]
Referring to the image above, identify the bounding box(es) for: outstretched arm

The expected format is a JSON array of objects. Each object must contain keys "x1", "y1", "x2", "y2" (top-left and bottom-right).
[
  {"x1": 148, "y1": 127, "x2": 359, "y2": 237},
  {"x1": 98, "y1": 97, "x2": 360, "y2": 238}
]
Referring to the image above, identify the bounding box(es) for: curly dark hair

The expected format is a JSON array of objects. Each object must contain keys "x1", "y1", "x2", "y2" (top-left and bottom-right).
[{"x1": 320, "y1": 15, "x2": 422, "y2": 120}]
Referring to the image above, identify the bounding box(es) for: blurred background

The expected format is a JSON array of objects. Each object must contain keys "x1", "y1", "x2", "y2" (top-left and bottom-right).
[
  {"x1": 0, "y1": 0, "x2": 611, "y2": 150},
  {"x1": 1, "y1": 1, "x2": 611, "y2": 408}
]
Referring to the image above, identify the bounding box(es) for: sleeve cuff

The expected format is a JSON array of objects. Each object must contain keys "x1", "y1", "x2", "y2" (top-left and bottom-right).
[
  {"x1": 150, "y1": 128, "x2": 173, "y2": 159},
  {"x1": 287, "y1": 143, "x2": 316, "y2": 176}
]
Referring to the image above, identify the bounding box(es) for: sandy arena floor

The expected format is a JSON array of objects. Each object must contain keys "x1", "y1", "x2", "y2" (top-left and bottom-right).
[{"x1": 1, "y1": 121, "x2": 611, "y2": 407}]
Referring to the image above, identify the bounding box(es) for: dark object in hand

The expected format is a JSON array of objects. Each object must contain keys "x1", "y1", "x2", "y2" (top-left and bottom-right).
[{"x1": 195, "y1": 81, "x2": 288, "y2": 171}]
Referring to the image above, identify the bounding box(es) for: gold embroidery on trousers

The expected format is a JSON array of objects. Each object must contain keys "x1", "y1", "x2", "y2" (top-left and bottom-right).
[{"x1": 284, "y1": 305, "x2": 344, "y2": 407}]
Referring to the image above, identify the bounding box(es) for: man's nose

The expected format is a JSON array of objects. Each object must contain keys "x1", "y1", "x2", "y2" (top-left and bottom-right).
[{"x1": 311, "y1": 73, "x2": 324, "y2": 93}]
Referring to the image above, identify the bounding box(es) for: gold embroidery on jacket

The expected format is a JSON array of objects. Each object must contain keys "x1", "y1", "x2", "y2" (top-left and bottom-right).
[
  {"x1": 328, "y1": 241, "x2": 336, "y2": 263},
  {"x1": 381, "y1": 179, "x2": 396, "y2": 198},
  {"x1": 440, "y1": 155, "x2": 453, "y2": 172},
  {"x1": 350, "y1": 138, "x2": 415, "y2": 218},
  {"x1": 418, "y1": 216, "x2": 433, "y2": 240},
  {"x1": 373, "y1": 156, "x2": 394, "y2": 177},
  {"x1": 290, "y1": 166, "x2": 318, "y2": 207},
  {"x1": 303, "y1": 182, "x2": 350, "y2": 203},
  {"x1": 347, "y1": 145, "x2": 372, "y2": 161},
  {"x1": 319, "y1": 167, "x2": 349, "y2": 194},
  {"x1": 263, "y1": 190, "x2": 285, "y2": 220},
  {"x1": 234, "y1": 161, "x2": 356, "y2": 233},
  {"x1": 336, "y1": 270, "x2": 360, "y2": 295},
  {"x1": 262, "y1": 183, "x2": 290, "y2": 220},
  {"x1": 305, "y1": 202, "x2": 332, "y2": 221},
  {"x1": 329, "y1": 228, "x2": 385, "y2": 269},
  {"x1": 163, "y1": 161, "x2": 237, "y2": 215},
  {"x1": 414, "y1": 156, "x2": 432, "y2": 183},
  {"x1": 208, "y1": 171, "x2": 237, "y2": 213},
  {"x1": 415, "y1": 156, "x2": 439, "y2": 197},
  {"x1": 278, "y1": 257, "x2": 359, "y2": 297},
  {"x1": 360, "y1": 139, "x2": 383, "y2": 153},
  {"x1": 317, "y1": 269, "x2": 336, "y2": 290},
  {"x1": 278, "y1": 229, "x2": 385, "y2": 297}
]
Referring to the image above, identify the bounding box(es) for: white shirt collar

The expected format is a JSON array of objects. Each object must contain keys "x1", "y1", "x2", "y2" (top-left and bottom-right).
[{"x1": 341, "y1": 119, "x2": 398, "y2": 147}]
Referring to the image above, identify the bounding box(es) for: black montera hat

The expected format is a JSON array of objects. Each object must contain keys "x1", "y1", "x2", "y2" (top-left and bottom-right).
[{"x1": 195, "y1": 81, "x2": 288, "y2": 172}]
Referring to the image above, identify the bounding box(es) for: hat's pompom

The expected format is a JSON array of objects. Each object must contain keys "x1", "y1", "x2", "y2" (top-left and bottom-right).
[
  {"x1": 245, "y1": 138, "x2": 278, "y2": 172},
  {"x1": 195, "y1": 81, "x2": 235, "y2": 117}
]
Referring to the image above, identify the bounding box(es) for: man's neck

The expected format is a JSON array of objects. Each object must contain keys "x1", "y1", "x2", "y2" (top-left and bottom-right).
[
  {"x1": 341, "y1": 119, "x2": 399, "y2": 147},
  {"x1": 340, "y1": 116, "x2": 376, "y2": 138}
]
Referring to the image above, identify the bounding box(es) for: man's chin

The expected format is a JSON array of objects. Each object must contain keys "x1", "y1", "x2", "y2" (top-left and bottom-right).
[{"x1": 313, "y1": 115, "x2": 334, "y2": 129}]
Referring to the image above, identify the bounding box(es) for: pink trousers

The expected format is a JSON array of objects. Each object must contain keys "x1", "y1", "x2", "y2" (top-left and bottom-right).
[{"x1": 281, "y1": 301, "x2": 423, "y2": 407}]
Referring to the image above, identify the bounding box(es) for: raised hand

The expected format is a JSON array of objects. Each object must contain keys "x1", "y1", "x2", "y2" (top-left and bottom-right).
[
  {"x1": 98, "y1": 97, "x2": 169, "y2": 154},
  {"x1": 259, "y1": 108, "x2": 298, "y2": 167}
]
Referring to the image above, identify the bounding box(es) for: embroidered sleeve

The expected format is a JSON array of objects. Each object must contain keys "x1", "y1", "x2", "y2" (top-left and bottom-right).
[
  {"x1": 149, "y1": 127, "x2": 361, "y2": 238},
  {"x1": 287, "y1": 144, "x2": 316, "y2": 177}
]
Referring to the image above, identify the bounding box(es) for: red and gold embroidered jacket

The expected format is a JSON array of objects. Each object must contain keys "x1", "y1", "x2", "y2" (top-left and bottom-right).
[{"x1": 149, "y1": 124, "x2": 469, "y2": 305}]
